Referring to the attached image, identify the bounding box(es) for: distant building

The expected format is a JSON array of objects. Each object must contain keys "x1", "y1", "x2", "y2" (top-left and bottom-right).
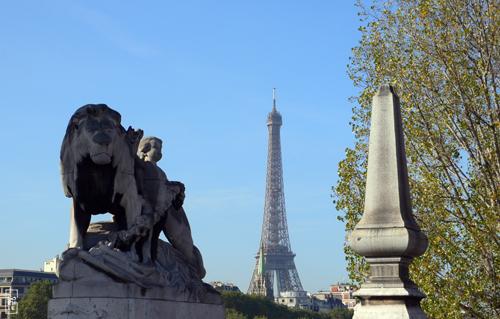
[
  {"x1": 275, "y1": 290, "x2": 311, "y2": 310},
  {"x1": 310, "y1": 291, "x2": 346, "y2": 313},
  {"x1": 0, "y1": 269, "x2": 58, "y2": 318},
  {"x1": 330, "y1": 283, "x2": 357, "y2": 309},
  {"x1": 275, "y1": 289, "x2": 349, "y2": 313},
  {"x1": 43, "y1": 255, "x2": 61, "y2": 273},
  {"x1": 209, "y1": 281, "x2": 241, "y2": 293}
]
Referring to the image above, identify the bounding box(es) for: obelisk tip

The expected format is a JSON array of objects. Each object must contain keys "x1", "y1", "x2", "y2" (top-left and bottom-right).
[{"x1": 376, "y1": 84, "x2": 396, "y2": 97}]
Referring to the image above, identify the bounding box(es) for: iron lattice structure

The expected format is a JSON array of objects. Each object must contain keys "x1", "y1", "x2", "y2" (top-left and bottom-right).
[{"x1": 248, "y1": 92, "x2": 304, "y2": 298}]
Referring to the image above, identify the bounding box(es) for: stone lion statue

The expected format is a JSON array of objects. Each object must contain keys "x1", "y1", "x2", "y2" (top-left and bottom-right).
[
  {"x1": 53, "y1": 104, "x2": 222, "y2": 314},
  {"x1": 60, "y1": 104, "x2": 144, "y2": 250},
  {"x1": 60, "y1": 104, "x2": 205, "y2": 271}
]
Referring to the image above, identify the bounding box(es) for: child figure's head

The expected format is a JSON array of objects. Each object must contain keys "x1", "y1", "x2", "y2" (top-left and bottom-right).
[{"x1": 138, "y1": 137, "x2": 163, "y2": 163}]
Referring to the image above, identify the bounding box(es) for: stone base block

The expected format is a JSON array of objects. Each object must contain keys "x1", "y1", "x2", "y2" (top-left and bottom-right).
[
  {"x1": 352, "y1": 302, "x2": 427, "y2": 319},
  {"x1": 48, "y1": 297, "x2": 225, "y2": 319}
]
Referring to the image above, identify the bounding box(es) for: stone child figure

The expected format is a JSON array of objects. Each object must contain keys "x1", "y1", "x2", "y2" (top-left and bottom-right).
[{"x1": 136, "y1": 137, "x2": 206, "y2": 279}]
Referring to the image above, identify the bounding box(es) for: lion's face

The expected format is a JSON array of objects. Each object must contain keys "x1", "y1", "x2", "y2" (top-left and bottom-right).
[
  {"x1": 61, "y1": 104, "x2": 143, "y2": 199},
  {"x1": 68, "y1": 105, "x2": 123, "y2": 166},
  {"x1": 76, "y1": 112, "x2": 119, "y2": 165}
]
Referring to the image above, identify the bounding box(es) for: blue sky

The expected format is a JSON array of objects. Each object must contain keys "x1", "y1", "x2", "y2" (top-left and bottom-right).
[{"x1": 0, "y1": 1, "x2": 361, "y2": 293}]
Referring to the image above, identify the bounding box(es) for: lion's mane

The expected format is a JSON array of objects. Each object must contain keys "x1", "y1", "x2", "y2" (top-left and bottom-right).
[{"x1": 60, "y1": 104, "x2": 141, "y2": 200}]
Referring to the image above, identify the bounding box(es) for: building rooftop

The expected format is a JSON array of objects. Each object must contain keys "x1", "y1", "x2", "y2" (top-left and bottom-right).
[
  {"x1": 0, "y1": 269, "x2": 58, "y2": 284},
  {"x1": 0, "y1": 269, "x2": 56, "y2": 274}
]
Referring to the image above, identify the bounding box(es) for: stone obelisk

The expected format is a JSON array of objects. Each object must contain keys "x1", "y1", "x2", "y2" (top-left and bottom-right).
[{"x1": 348, "y1": 85, "x2": 429, "y2": 318}]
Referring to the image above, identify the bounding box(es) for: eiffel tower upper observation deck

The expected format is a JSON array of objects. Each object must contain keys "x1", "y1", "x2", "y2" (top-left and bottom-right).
[{"x1": 248, "y1": 89, "x2": 304, "y2": 298}]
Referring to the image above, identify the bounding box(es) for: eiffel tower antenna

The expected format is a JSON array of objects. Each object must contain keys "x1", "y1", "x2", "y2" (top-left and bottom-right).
[
  {"x1": 248, "y1": 90, "x2": 304, "y2": 299},
  {"x1": 272, "y1": 88, "x2": 277, "y2": 110}
]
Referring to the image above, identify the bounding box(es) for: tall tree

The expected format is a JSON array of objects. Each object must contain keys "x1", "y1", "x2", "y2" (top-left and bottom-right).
[
  {"x1": 15, "y1": 280, "x2": 52, "y2": 319},
  {"x1": 334, "y1": 0, "x2": 499, "y2": 318}
]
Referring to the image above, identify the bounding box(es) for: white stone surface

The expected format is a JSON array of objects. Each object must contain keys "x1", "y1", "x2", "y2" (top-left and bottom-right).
[
  {"x1": 352, "y1": 302, "x2": 427, "y2": 319},
  {"x1": 48, "y1": 297, "x2": 224, "y2": 319}
]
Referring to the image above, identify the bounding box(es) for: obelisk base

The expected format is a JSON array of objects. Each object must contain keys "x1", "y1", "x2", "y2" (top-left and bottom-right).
[
  {"x1": 353, "y1": 286, "x2": 426, "y2": 319},
  {"x1": 353, "y1": 301, "x2": 427, "y2": 319}
]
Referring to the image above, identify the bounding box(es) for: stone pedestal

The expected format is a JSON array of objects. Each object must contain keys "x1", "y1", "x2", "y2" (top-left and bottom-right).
[
  {"x1": 48, "y1": 271, "x2": 224, "y2": 319},
  {"x1": 48, "y1": 298, "x2": 224, "y2": 319},
  {"x1": 352, "y1": 302, "x2": 426, "y2": 319},
  {"x1": 351, "y1": 257, "x2": 426, "y2": 319},
  {"x1": 48, "y1": 226, "x2": 224, "y2": 319}
]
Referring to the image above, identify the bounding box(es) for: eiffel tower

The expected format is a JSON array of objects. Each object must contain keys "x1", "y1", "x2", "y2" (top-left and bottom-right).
[{"x1": 248, "y1": 89, "x2": 304, "y2": 298}]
